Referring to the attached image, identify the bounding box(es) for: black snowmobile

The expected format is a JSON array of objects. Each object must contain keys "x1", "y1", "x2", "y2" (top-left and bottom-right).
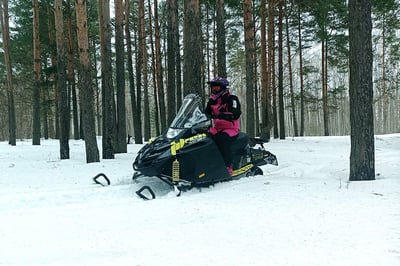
[{"x1": 132, "y1": 93, "x2": 278, "y2": 199}]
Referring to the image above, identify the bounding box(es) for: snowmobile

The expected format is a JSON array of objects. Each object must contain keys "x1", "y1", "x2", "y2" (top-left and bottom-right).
[{"x1": 132, "y1": 93, "x2": 278, "y2": 199}]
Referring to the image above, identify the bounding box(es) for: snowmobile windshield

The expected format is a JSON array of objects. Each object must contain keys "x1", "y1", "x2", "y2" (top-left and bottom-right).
[{"x1": 166, "y1": 94, "x2": 208, "y2": 139}]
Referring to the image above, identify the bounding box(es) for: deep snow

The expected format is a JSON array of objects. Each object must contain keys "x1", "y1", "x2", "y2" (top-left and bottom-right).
[{"x1": 0, "y1": 134, "x2": 399, "y2": 266}]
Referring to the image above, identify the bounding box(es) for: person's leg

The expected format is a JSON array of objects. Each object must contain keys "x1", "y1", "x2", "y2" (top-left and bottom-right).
[{"x1": 214, "y1": 132, "x2": 237, "y2": 169}]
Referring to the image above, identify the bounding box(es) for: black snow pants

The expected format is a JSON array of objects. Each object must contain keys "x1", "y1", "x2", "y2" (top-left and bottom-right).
[{"x1": 211, "y1": 131, "x2": 238, "y2": 167}]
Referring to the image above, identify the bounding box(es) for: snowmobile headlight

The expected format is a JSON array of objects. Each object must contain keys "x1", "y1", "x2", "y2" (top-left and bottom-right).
[{"x1": 166, "y1": 128, "x2": 183, "y2": 139}]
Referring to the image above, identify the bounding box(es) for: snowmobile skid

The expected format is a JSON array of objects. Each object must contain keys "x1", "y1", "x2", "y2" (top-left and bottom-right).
[
  {"x1": 132, "y1": 94, "x2": 278, "y2": 200},
  {"x1": 93, "y1": 173, "x2": 111, "y2": 186}
]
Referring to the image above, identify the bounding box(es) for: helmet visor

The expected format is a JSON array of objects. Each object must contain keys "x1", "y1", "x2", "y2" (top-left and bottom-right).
[{"x1": 211, "y1": 85, "x2": 222, "y2": 94}]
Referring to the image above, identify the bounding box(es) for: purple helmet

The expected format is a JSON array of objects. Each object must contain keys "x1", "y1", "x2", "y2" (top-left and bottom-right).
[{"x1": 207, "y1": 76, "x2": 229, "y2": 89}]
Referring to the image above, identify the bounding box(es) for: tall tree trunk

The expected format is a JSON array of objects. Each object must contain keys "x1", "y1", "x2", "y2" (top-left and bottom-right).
[
  {"x1": 285, "y1": 0, "x2": 298, "y2": 137},
  {"x1": 268, "y1": 0, "x2": 277, "y2": 138},
  {"x1": 183, "y1": 0, "x2": 202, "y2": 96},
  {"x1": 66, "y1": 0, "x2": 79, "y2": 140},
  {"x1": 349, "y1": 0, "x2": 375, "y2": 181},
  {"x1": 115, "y1": 0, "x2": 127, "y2": 153},
  {"x1": 125, "y1": 0, "x2": 139, "y2": 143},
  {"x1": 55, "y1": 0, "x2": 70, "y2": 159},
  {"x1": 211, "y1": 11, "x2": 216, "y2": 78},
  {"x1": 260, "y1": 0, "x2": 271, "y2": 139},
  {"x1": 243, "y1": 0, "x2": 255, "y2": 137},
  {"x1": 135, "y1": 0, "x2": 145, "y2": 144},
  {"x1": 278, "y1": 0, "x2": 285, "y2": 139},
  {"x1": 216, "y1": 0, "x2": 226, "y2": 78},
  {"x1": 92, "y1": 39, "x2": 101, "y2": 136},
  {"x1": 32, "y1": 0, "x2": 41, "y2": 145},
  {"x1": 322, "y1": 39, "x2": 329, "y2": 136},
  {"x1": 75, "y1": 0, "x2": 100, "y2": 163},
  {"x1": 175, "y1": 2, "x2": 182, "y2": 109},
  {"x1": 381, "y1": 25, "x2": 388, "y2": 132},
  {"x1": 148, "y1": 0, "x2": 160, "y2": 136},
  {"x1": 47, "y1": 3, "x2": 59, "y2": 139},
  {"x1": 297, "y1": 3, "x2": 305, "y2": 136},
  {"x1": 205, "y1": 7, "x2": 211, "y2": 85},
  {"x1": 154, "y1": 0, "x2": 166, "y2": 134},
  {"x1": 99, "y1": 0, "x2": 115, "y2": 158},
  {"x1": 0, "y1": 0, "x2": 16, "y2": 146},
  {"x1": 253, "y1": 9, "x2": 259, "y2": 135},
  {"x1": 142, "y1": 10, "x2": 150, "y2": 142},
  {"x1": 42, "y1": 71, "x2": 49, "y2": 139},
  {"x1": 140, "y1": 0, "x2": 150, "y2": 142},
  {"x1": 167, "y1": 0, "x2": 177, "y2": 125}
]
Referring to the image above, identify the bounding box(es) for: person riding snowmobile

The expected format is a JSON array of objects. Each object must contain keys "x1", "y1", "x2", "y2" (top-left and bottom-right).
[{"x1": 205, "y1": 76, "x2": 241, "y2": 175}]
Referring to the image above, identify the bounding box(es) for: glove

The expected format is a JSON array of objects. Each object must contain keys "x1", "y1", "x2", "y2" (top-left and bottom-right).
[
  {"x1": 206, "y1": 98, "x2": 216, "y2": 107},
  {"x1": 205, "y1": 99, "x2": 216, "y2": 117},
  {"x1": 209, "y1": 127, "x2": 218, "y2": 135}
]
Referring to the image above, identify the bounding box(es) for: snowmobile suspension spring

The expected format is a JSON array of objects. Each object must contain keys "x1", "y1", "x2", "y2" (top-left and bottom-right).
[{"x1": 172, "y1": 158, "x2": 180, "y2": 182}]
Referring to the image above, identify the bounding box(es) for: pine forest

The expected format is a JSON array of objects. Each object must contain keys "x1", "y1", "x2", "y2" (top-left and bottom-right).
[{"x1": 0, "y1": 0, "x2": 399, "y2": 164}]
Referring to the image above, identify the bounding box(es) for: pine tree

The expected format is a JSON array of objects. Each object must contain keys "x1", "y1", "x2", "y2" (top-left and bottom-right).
[
  {"x1": 32, "y1": 0, "x2": 41, "y2": 145},
  {"x1": 99, "y1": 0, "x2": 115, "y2": 158},
  {"x1": 349, "y1": 0, "x2": 375, "y2": 181},
  {"x1": 55, "y1": 0, "x2": 70, "y2": 159},
  {"x1": 75, "y1": 0, "x2": 100, "y2": 163}
]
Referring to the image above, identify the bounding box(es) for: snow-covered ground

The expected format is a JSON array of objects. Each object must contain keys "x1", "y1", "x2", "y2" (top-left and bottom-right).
[{"x1": 0, "y1": 134, "x2": 399, "y2": 266}]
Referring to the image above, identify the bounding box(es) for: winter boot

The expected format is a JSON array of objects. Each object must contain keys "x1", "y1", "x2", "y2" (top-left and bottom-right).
[{"x1": 226, "y1": 166, "x2": 233, "y2": 176}]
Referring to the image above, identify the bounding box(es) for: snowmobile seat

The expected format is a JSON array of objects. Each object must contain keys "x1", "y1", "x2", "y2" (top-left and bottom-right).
[{"x1": 232, "y1": 132, "x2": 249, "y2": 155}]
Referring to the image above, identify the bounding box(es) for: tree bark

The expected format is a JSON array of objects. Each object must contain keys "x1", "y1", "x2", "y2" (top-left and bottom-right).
[
  {"x1": 268, "y1": 0, "x2": 276, "y2": 138},
  {"x1": 297, "y1": 3, "x2": 305, "y2": 136},
  {"x1": 278, "y1": 0, "x2": 285, "y2": 139},
  {"x1": 243, "y1": 0, "x2": 255, "y2": 137},
  {"x1": 285, "y1": 0, "x2": 298, "y2": 137},
  {"x1": 32, "y1": 0, "x2": 41, "y2": 145},
  {"x1": 349, "y1": 0, "x2": 375, "y2": 181},
  {"x1": 115, "y1": 0, "x2": 127, "y2": 153},
  {"x1": 0, "y1": 0, "x2": 16, "y2": 146},
  {"x1": 154, "y1": 0, "x2": 167, "y2": 134},
  {"x1": 125, "y1": 0, "x2": 139, "y2": 143},
  {"x1": 216, "y1": 0, "x2": 226, "y2": 78},
  {"x1": 167, "y1": 0, "x2": 177, "y2": 124},
  {"x1": 66, "y1": 0, "x2": 79, "y2": 140},
  {"x1": 75, "y1": 0, "x2": 100, "y2": 163},
  {"x1": 55, "y1": 0, "x2": 70, "y2": 159},
  {"x1": 322, "y1": 39, "x2": 329, "y2": 136},
  {"x1": 142, "y1": 0, "x2": 150, "y2": 142},
  {"x1": 134, "y1": 0, "x2": 145, "y2": 144},
  {"x1": 47, "y1": 3, "x2": 59, "y2": 139},
  {"x1": 175, "y1": 3, "x2": 182, "y2": 110},
  {"x1": 260, "y1": 0, "x2": 272, "y2": 140},
  {"x1": 147, "y1": 0, "x2": 160, "y2": 136},
  {"x1": 183, "y1": 0, "x2": 202, "y2": 96},
  {"x1": 99, "y1": 0, "x2": 115, "y2": 158}
]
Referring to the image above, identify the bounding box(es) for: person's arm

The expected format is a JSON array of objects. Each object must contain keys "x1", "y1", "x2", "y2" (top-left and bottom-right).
[
  {"x1": 229, "y1": 95, "x2": 241, "y2": 120},
  {"x1": 204, "y1": 98, "x2": 214, "y2": 117},
  {"x1": 216, "y1": 95, "x2": 241, "y2": 121}
]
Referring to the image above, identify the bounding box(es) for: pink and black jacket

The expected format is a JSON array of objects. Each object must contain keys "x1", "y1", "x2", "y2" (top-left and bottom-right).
[{"x1": 205, "y1": 91, "x2": 241, "y2": 137}]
